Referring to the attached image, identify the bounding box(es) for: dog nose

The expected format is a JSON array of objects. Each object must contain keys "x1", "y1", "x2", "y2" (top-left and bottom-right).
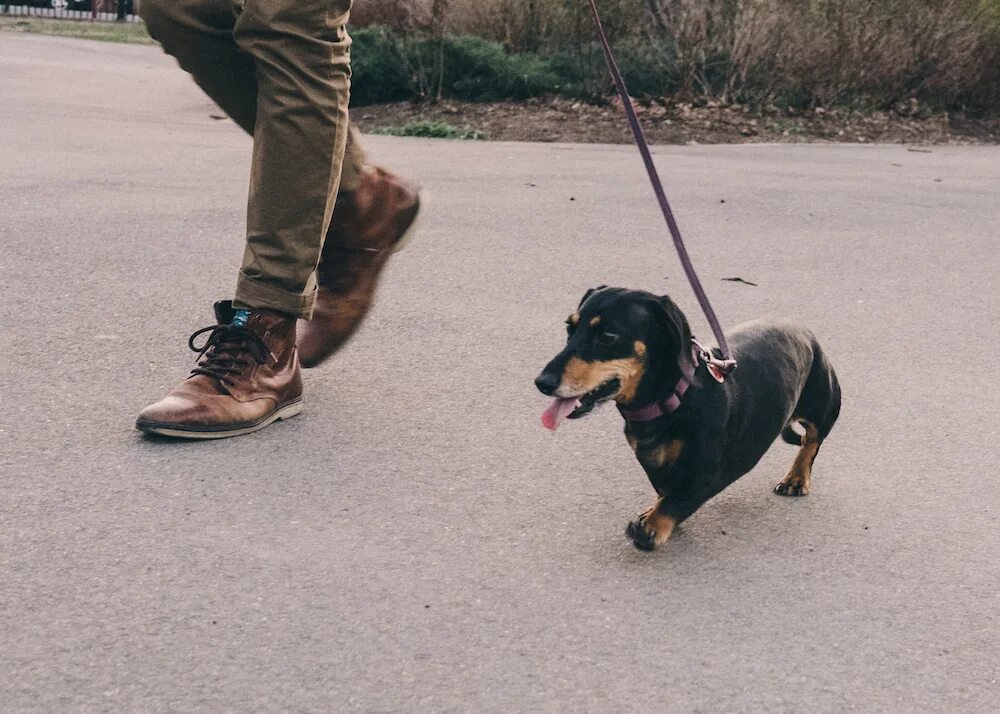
[{"x1": 535, "y1": 372, "x2": 560, "y2": 396}]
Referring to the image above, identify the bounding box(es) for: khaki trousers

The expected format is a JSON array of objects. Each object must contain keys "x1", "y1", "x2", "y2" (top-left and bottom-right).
[{"x1": 140, "y1": 0, "x2": 366, "y2": 318}]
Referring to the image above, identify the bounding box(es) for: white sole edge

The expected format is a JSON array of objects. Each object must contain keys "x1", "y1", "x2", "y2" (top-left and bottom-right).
[
  {"x1": 138, "y1": 400, "x2": 303, "y2": 440},
  {"x1": 392, "y1": 189, "x2": 428, "y2": 254}
]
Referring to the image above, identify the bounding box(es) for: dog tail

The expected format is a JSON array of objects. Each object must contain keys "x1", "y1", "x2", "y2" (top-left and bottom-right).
[{"x1": 781, "y1": 424, "x2": 802, "y2": 446}]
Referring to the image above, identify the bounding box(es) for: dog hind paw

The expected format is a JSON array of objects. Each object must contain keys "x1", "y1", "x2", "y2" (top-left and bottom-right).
[{"x1": 773, "y1": 478, "x2": 810, "y2": 497}]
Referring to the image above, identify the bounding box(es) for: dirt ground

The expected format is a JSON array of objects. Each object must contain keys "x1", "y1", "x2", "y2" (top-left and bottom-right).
[{"x1": 354, "y1": 97, "x2": 1000, "y2": 145}]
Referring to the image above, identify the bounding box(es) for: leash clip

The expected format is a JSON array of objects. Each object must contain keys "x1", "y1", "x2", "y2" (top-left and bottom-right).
[{"x1": 692, "y1": 338, "x2": 737, "y2": 383}]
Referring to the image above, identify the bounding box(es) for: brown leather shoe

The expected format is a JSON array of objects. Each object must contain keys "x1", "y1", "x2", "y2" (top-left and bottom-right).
[
  {"x1": 136, "y1": 301, "x2": 303, "y2": 439},
  {"x1": 298, "y1": 165, "x2": 422, "y2": 368}
]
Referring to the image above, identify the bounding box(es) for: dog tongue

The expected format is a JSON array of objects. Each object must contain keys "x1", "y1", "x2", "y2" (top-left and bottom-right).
[{"x1": 541, "y1": 397, "x2": 581, "y2": 431}]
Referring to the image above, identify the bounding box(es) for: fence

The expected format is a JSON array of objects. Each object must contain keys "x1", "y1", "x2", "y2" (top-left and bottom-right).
[{"x1": 1, "y1": 2, "x2": 140, "y2": 22}]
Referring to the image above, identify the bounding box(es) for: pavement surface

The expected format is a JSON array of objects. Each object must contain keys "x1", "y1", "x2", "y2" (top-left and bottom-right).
[{"x1": 2, "y1": 32, "x2": 999, "y2": 712}]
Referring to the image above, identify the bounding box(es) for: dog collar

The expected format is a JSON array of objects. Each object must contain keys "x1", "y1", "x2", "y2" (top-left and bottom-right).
[{"x1": 617, "y1": 340, "x2": 732, "y2": 422}]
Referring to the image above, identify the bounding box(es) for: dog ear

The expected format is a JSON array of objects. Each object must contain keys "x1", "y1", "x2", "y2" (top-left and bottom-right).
[
  {"x1": 578, "y1": 285, "x2": 608, "y2": 308},
  {"x1": 649, "y1": 294, "x2": 694, "y2": 375}
]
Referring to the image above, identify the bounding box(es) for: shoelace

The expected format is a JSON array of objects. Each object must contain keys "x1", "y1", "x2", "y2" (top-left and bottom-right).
[{"x1": 188, "y1": 323, "x2": 271, "y2": 387}]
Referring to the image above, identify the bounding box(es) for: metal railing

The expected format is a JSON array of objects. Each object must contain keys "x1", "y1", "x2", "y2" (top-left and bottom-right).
[{"x1": 1, "y1": 2, "x2": 140, "y2": 23}]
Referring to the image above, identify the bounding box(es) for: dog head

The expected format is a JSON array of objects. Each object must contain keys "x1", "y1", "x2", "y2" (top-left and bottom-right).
[{"x1": 535, "y1": 286, "x2": 693, "y2": 430}]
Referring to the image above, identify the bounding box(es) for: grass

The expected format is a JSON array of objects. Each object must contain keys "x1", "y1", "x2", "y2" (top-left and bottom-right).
[
  {"x1": 0, "y1": 16, "x2": 153, "y2": 44},
  {"x1": 370, "y1": 120, "x2": 488, "y2": 140}
]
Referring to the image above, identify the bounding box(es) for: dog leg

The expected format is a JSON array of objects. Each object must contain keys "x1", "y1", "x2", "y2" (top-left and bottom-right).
[
  {"x1": 625, "y1": 497, "x2": 676, "y2": 551},
  {"x1": 774, "y1": 420, "x2": 820, "y2": 496}
]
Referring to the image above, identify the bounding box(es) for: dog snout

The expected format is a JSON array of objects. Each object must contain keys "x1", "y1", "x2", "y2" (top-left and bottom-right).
[{"x1": 534, "y1": 371, "x2": 561, "y2": 396}]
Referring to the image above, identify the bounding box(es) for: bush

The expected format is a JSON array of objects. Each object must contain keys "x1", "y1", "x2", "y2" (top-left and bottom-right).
[
  {"x1": 351, "y1": 27, "x2": 564, "y2": 104},
  {"x1": 349, "y1": 27, "x2": 413, "y2": 106},
  {"x1": 442, "y1": 36, "x2": 562, "y2": 100},
  {"x1": 641, "y1": 0, "x2": 1000, "y2": 112},
  {"x1": 348, "y1": 2, "x2": 1000, "y2": 115}
]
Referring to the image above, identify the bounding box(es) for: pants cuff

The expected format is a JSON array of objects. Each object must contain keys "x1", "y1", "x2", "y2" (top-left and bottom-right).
[{"x1": 234, "y1": 271, "x2": 316, "y2": 319}]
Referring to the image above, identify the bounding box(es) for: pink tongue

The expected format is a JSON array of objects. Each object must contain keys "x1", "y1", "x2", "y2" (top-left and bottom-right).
[{"x1": 541, "y1": 397, "x2": 581, "y2": 431}]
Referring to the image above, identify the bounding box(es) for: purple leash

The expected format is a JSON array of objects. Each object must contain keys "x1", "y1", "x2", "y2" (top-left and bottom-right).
[{"x1": 585, "y1": 0, "x2": 737, "y2": 375}]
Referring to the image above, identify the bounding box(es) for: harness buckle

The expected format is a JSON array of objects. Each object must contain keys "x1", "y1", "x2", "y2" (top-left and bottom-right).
[{"x1": 692, "y1": 339, "x2": 737, "y2": 383}]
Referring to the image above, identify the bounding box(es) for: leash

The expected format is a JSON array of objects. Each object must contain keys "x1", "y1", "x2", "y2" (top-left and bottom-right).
[{"x1": 585, "y1": 0, "x2": 737, "y2": 376}]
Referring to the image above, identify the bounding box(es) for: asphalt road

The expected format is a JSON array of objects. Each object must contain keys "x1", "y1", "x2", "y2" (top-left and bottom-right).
[{"x1": 2, "y1": 32, "x2": 999, "y2": 712}]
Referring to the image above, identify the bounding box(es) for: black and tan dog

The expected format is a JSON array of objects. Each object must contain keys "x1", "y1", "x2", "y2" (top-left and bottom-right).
[{"x1": 535, "y1": 287, "x2": 841, "y2": 551}]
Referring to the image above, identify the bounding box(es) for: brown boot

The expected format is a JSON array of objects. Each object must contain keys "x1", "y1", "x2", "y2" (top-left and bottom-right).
[
  {"x1": 298, "y1": 165, "x2": 422, "y2": 368},
  {"x1": 136, "y1": 301, "x2": 303, "y2": 439}
]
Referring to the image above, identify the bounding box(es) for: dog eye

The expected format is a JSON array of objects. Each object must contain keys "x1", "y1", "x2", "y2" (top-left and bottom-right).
[
  {"x1": 565, "y1": 320, "x2": 576, "y2": 336},
  {"x1": 596, "y1": 330, "x2": 619, "y2": 345}
]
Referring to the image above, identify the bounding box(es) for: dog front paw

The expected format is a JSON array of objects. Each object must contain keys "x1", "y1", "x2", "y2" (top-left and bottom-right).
[
  {"x1": 626, "y1": 504, "x2": 676, "y2": 551},
  {"x1": 626, "y1": 518, "x2": 658, "y2": 551}
]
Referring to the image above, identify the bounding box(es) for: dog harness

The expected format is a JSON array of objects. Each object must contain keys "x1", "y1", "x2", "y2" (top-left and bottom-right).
[{"x1": 617, "y1": 339, "x2": 728, "y2": 422}]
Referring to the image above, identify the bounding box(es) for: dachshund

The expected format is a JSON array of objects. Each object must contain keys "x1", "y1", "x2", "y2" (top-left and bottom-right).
[{"x1": 535, "y1": 287, "x2": 841, "y2": 550}]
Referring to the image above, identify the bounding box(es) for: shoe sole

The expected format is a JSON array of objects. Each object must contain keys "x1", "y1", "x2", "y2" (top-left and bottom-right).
[
  {"x1": 392, "y1": 189, "x2": 427, "y2": 254},
  {"x1": 135, "y1": 399, "x2": 303, "y2": 440}
]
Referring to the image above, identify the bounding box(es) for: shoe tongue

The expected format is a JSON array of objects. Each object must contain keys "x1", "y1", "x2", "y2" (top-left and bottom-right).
[
  {"x1": 213, "y1": 300, "x2": 237, "y2": 324},
  {"x1": 231, "y1": 309, "x2": 251, "y2": 327}
]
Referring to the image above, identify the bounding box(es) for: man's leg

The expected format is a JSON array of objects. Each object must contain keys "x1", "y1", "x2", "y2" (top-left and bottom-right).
[
  {"x1": 229, "y1": 0, "x2": 354, "y2": 317},
  {"x1": 140, "y1": 0, "x2": 419, "y2": 333},
  {"x1": 141, "y1": 0, "x2": 420, "y2": 363},
  {"x1": 139, "y1": 0, "x2": 366, "y2": 193},
  {"x1": 136, "y1": 0, "x2": 355, "y2": 438}
]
